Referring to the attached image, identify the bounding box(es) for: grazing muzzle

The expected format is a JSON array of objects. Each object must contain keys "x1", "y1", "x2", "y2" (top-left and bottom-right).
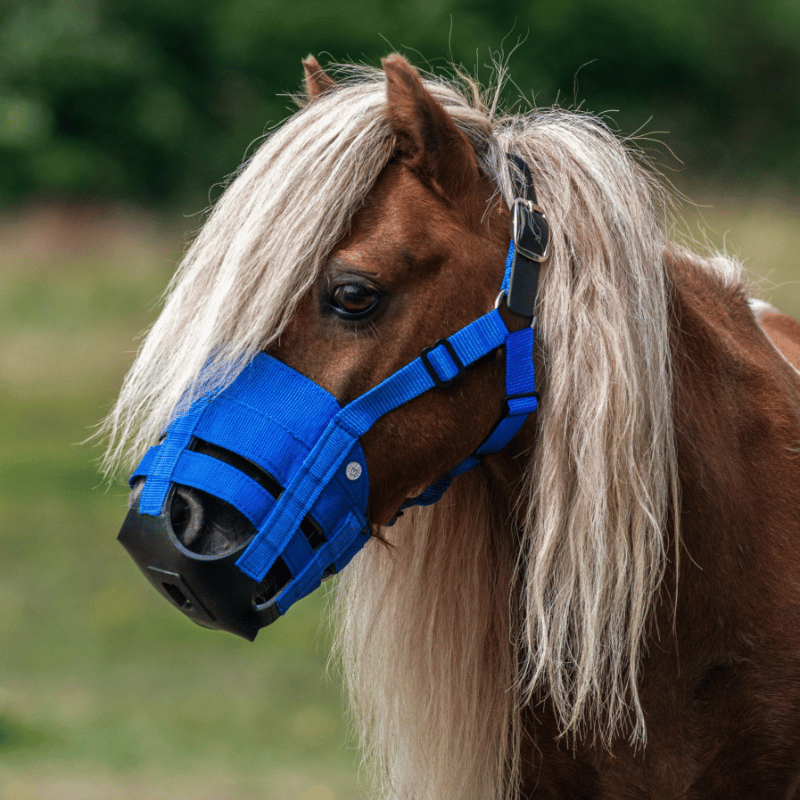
[
  {"x1": 119, "y1": 355, "x2": 371, "y2": 640},
  {"x1": 117, "y1": 155, "x2": 548, "y2": 640}
]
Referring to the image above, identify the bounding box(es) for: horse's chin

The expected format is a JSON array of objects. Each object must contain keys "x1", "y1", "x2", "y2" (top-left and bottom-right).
[
  {"x1": 381, "y1": 483, "x2": 430, "y2": 525},
  {"x1": 405, "y1": 482, "x2": 427, "y2": 499}
]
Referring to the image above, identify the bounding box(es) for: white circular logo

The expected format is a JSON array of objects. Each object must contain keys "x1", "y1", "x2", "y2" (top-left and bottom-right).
[{"x1": 345, "y1": 461, "x2": 362, "y2": 481}]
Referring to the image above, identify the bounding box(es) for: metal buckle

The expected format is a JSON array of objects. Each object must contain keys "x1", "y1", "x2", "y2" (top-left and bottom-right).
[
  {"x1": 511, "y1": 197, "x2": 549, "y2": 264},
  {"x1": 494, "y1": 292, "x2": 537, "y2": 331},
  {"x1": 420, "y1": 338, "x2": 464, "y2": 388}
]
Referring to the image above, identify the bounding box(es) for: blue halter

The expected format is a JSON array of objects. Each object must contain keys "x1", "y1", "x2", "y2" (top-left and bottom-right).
[{"x1": 118, "y1": 156, "x2": 549, "y2": 639}]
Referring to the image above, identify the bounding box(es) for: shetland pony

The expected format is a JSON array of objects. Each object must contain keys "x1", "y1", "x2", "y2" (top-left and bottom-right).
[{"x1": 103, "y1": 55, "x2": 800, "y2": 799}]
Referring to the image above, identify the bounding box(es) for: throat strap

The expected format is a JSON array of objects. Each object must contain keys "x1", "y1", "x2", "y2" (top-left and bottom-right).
[{"x1": 395, "y1": 155, "x2": 548, "y2": 515}]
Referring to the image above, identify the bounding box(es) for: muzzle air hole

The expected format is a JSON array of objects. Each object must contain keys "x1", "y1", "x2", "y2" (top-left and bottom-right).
[
  {"x1": 188, "y1": 438, "x2": 327, "y2": 551},
  {"x1": 162, "y1": 582, "x2": 194, "y2": 612},
  {"x1": 251, "y1": 557, "x2": 292, "y2": 610},
  {"x1": 169, "y1": 485, "x2": 255, "y2": 557}
]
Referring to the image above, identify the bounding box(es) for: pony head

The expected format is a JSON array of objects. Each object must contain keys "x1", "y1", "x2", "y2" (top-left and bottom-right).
[{"x1": 114, "y1": 55, "x2": 546, "y2": 639}]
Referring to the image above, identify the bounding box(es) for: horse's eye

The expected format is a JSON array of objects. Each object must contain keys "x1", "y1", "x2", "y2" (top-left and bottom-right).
[{"x1": 328, "y1": 282, "x2": 381, "y2": 319}]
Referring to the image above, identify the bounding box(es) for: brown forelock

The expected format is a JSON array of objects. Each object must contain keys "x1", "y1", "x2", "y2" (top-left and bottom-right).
[{"x1": 270, "y1": 159, "x2": 510, "y2": 526}]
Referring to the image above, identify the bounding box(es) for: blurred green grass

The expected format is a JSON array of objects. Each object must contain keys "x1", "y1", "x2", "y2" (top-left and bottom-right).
[
  {"x1": 0, "y1": 193, "x2": 798, "y2": 799},
  {"x1": 0, "y1": 205, "x2": 362, "y2": 800}
]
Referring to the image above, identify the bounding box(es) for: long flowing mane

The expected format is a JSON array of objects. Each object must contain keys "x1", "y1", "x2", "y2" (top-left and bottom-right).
[{"x1": 102, "y1": 64, "x2": 743, "y2": 800}]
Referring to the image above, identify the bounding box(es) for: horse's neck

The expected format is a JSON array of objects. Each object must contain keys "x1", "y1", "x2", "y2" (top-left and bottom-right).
[
  {"x1": 667, "y1": 250, "x2": 800, "y2": 641},
  {"x1": 488, "y1": 249, "x2": 800, "y2": 609},
  {"x1": 505, "y1": 254, "x2": 800, "y2": 794}
]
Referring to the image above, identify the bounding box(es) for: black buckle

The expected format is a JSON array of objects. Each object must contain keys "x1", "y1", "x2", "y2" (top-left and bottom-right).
[
  {"x1": 420, "y1": 339, "x2": 464, "y2": 388},
  {"x1": 505, "y1": 390, "x2": 540, "y2": 415}
]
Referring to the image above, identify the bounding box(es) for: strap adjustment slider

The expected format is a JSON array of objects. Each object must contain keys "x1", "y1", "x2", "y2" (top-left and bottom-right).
[
  {"x1": 420, "y1": 338, "x2": 465, "y2": 388},
  {"x1": 505, "y1": 389, "x2": 540, "y2": 416}
]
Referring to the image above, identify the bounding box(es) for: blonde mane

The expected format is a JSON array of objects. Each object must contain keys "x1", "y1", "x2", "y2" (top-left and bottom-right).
[{"x1": 102, "y1": 63, "x2": 741, "y2": 800}]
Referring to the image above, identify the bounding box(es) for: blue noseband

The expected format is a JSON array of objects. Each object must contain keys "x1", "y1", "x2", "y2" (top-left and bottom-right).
[{"x1": 118, "y1": 155, "x2": 549, "y2": 639}]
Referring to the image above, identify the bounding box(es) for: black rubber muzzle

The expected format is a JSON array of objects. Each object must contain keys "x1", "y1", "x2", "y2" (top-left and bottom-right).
[{"x1": 118, "y1": 486, "x2": 284, "y2": 641}]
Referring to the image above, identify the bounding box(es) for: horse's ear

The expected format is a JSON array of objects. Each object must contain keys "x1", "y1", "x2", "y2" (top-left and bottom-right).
[
  {"x1": 382, "y1": 54, "x2": 480, "y2": 203},
  {"x1": 303, "y1": 55, "x2": 336, "y2": 100}
]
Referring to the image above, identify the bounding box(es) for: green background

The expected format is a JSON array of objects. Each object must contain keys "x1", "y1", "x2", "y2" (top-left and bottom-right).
[
  {"x1": 2, "y1": 0, "x2": 800, "y2": 205},
  {"x1": 1, "y1": 1, "x2": 799, "y2": 798}
]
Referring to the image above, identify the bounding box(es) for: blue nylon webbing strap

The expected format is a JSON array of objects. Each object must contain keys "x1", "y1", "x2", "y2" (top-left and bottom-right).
[
  {"x1": 500, "y1": 240, "x2": 515, "y2": 295},
  {"x1": 138, "y1": 396, "x2": 210, "y2": 515},
  {"x1": 235, "y1": 309, "x2": 511, "y2": 581},
  {"x1": 475, "y1": 328, "x2": 537, "y2": 454},
  {"x1": 236, "y1": 420, "x2": 363, "y2": 579},
  {"x1": 171, "y1": 449, "x2": 277, "y2": 529},
  {"x1": 340, "y1": 309, "x2": 509, "y2": 432},
  {"x1": 397, "y1": 322, "x2": 538, "y2": 512},
  {"x1": 276, "y1": 510, "x2": 368, "y2": 613},
  {"x1": 504, "y1": 326, "x2": 537, "y2": 413},
  {"x1": 135, "y1": 444, "x2": 281, "y2": 532},
  {"x1": 131, "y1": 445, "x2": 158, "y2": 480},
  {"x1": 278, "y1": 528, "x2": 316, "y2": 576}
]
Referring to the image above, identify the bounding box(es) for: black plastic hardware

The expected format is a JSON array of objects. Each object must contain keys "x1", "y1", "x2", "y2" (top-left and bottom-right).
[
  {"x1": 118, "y1": 485, "x2": 286, "y2": 641},
  {"x1": 505, "y1": 390, "x2": 540, "y2": 412},
  {"x1": 420, "y1": 338, "x2": 465, "y2": 388}
]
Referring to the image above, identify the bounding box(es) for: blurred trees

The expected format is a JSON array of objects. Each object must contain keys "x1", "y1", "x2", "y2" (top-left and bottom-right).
[{"x1": 2, "y1": 0, "x2": 799, "y2": 206}]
